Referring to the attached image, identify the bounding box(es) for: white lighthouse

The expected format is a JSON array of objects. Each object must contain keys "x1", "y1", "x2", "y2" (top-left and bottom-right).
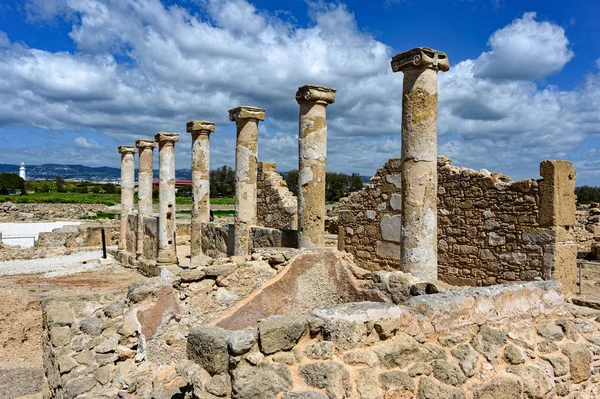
[{"x1": 19, "y1": 162, "x2": 26, "y2": 180}]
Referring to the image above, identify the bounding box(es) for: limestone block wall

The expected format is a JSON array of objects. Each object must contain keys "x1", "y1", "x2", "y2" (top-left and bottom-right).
[
  {"x1": 339, "y1": 157, "x2": 577, "y2": 290},
  {"x1": 184, "y1": 281, "x2": 600, "y2": 399},
  {"x1": 257, "y1": 162, "x2": 298, "y2": 230},
  {"x1": 36, "y1": 223, "x2": 118, "y2": 249},
  {"x1": 0, "y1": 202, "x2": 109, "y2": 222},
  {"x1": 574, "y1": 204, "x2": 600, "y2": 256}
]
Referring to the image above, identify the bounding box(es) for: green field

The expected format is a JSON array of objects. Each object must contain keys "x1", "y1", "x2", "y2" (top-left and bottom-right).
[{"x1": 0, "y1": 192, "x2": 235, "y2": 206}]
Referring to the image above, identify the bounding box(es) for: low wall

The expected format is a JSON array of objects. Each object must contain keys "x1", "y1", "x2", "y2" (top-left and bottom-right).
[
  {"x1": 0, "y1": 202, "x2": 108, "y2": 222},
  {"x1": 257, "y1": 162, "x2": 298, "y2": 230},
  {"x1": 339, "y1": 157, "x2": 578, "y2": 292}
]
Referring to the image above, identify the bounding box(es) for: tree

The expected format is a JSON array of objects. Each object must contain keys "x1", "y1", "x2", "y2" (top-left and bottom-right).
[
  {"x1": 210, "y1": 165, "x2": 235, "y2": 197},
  {"x1": 103, "y1": 183, "x2": 117, "y2": 194},
  {"x1": 0, "y1": 173, "x2": 25, "y2": 195},
  {"x1": 55, "y1": 176, "x2": 66, "y2": 193},
  {"x1": 284, "y1": 170, "x2": 299, "y2": 197},
  {"x1": 349, "y1": 173, "x2": 365, "y2": 193},
  {"x1": 177, "y1": 185, "x2": 192, "y2": 197}
]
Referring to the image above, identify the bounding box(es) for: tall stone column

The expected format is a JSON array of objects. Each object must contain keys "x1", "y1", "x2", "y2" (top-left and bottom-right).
[
  {"x1": 229, "y1": 106, "x2": 265, "y2": 256},
  {"x1": 135, "y1": 139, "x2": 156, "y2": 258},
  {"x1": 296, "y1": 85, "x2": 336, "y2": 248},
  {"x1": 118, "y1": 146, "x2": 136, "y2": 253},
  {"x1": 155, "y1": 132, "x2": 180, "y2": 265},
  {"x1": 186, "y1": 120, "x2": 215, "y2": 263},
  {"x1": 391, "y1": 47, "x2": 450, "y2": 280}
]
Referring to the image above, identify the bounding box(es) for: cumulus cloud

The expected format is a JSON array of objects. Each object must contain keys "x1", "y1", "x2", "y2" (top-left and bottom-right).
[
  {"x1": 473, "y1": 12, "x2": 574, "y2": 80},
  {"x1": 1, "y1": 2, "x2": 599, "y2": 184},
  {"x1": 73, "y1": 136, "x2": 101, "y2": 149}
]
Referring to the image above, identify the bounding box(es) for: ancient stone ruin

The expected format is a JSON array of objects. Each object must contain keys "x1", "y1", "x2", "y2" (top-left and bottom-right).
[{"x1": 37, "y1": 47, "x2": 600, "y2": 398}]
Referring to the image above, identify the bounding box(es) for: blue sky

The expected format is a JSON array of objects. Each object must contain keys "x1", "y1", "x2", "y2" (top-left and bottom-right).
[{"x1": 0, "y1": 0, "x2": 599, "y2": 185}]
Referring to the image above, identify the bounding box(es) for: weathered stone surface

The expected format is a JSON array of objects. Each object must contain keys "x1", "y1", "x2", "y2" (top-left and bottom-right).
[
  {"x1": 356, "y1": 368, "x2": 382, "y2": 399},
  {"x1": 507, "y1": 365, "x2": 553, "y2": 398},
  {"x1": 431, "y1": 359, "x2": 467, "y2": 387},
  {"x1": 305, "y1": 342, "x2": 333, "y2": 360},
  {"x1": 80, "y1": 317, "x2": 104, "y2": 336},
  {"x1": 561, "y1": 343, "x2": 592, "y2": 383},
  {"x1": 471, "y1": 376, "x2": 523, "y2": 399},
  {"x1": 373, "y1": 332, "x2": 423, "y2": 369},
  {"x1": 299, "y1": 362, "x2": 351, "y2": 399},
  {"x1": 282, "y1": 393, "x2": 328, "y2": 399},
  {"x1": 537, "y1": 340, "x2": 558, "y2": 353},
  {"x1": 231, "y1": 363, "x2": 292, "y2": 399},
  {"x1": 541, "y1": 354, "x2": 569, "y2": 377},
  {"x1": 63, "y1": 376, "x2": 96, "y2": 399},
  {"x1": 503, "y1": 344, "x2": 526, "y2": 365},
  {"x1": 408, "y1": 362, "x2": 433, "y2": 377},
  {"x1": 536, "y1": 322, "x2": 564, "y2": 341},
  {"x1": 342, "y1": 349, "x2": 378, "y2": 366},
  {"x1": 187, "y1": 326, "x2": 229, "y2": 375},
  {"x1": 258, "y1": 315, "x2": 307, "y2": 354},
  {"x1": 206, "y1": 373, "x2": 232, "y2": 397},
  {"x1": 471, "y1": 325, "x2": 506, "y2": 363},
  {"x1": 451, "y1": 344, "x2": 479, "y2": 377},
  {"x1": 43, "y1": 299, "x2": 74, "y2": 326},
  {"x1": 417, "y1": 377, "x2": 465, "y2": 399},
  {"x1": 379, "y1": 370, "x2": 415, "y2": 391},
  {"x1": 227, "y1": 328, "x2": 257, "y2": 356},
  {"x1": 50, "y1": 326, "x2": 71, "y2": 347}
]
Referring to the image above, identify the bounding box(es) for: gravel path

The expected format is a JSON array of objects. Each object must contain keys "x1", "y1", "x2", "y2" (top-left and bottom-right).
[{"x1": 0, "y1": 250, "x2": 111, "y2": 277}]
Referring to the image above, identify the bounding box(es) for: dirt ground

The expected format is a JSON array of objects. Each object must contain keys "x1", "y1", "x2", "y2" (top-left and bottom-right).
[{"x1": 0, "y1": 266, "x2": 146, "y2": 398}]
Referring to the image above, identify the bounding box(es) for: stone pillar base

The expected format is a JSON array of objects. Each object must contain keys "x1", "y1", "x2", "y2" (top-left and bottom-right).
[
  {"x1": 157, "y1": 250, "x2": 178, "y2": 266},
  {"x1": 190, "y1": 254, "x2": 213, "y2": 267}
]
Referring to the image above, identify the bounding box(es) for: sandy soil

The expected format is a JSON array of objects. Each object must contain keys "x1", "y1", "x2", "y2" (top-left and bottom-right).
[{"x1": 0, "y1": 266, "x2": 146, "y2": 398}]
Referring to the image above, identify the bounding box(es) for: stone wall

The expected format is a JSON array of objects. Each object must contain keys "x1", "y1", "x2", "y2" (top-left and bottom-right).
[
  {"x1": 339, "y1": 157, "x2": 577, "y2": 291},
  {"x1": 574, "y1": 204, "x2": 600, "y2": 258},
  {"x1": 0, "y1": 202, "x2": 109, "y2": 222},
  {"x1": 257, "y1": 162, "x2": 298, "y2": 230}
]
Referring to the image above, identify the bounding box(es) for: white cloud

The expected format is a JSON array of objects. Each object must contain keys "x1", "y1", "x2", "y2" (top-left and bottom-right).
[
  {"x1": 473, "y1": 12, "x2": 574, "y2": 80},
  {"x1": 1, "y1": 2, "x2": 599, "y2": 185},
  {"x1": 73, "y1": 136, "x2": 101, "y2": 149}
]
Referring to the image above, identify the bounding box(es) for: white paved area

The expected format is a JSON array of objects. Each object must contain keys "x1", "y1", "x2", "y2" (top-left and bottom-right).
[
  {"x1": 0, "y1": 250, "x2": 112, "y2": 277},
  {"x1": 0, "y1": 222, "x2": 80, "y2": 248}
]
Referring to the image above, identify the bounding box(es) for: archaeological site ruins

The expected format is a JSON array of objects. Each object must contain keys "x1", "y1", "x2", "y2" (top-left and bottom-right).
[{"x1": 3, "y1": 47, "x2": 600, "y2": 399}]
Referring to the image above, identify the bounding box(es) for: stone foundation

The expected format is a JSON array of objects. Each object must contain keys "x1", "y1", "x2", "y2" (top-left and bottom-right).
[{"x1": 0, "y1": 202, "x2": 109, "y2": 222}]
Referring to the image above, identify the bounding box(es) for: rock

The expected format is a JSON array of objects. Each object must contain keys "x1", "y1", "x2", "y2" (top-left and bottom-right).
[
  {"x1": 438, "y1": 325, "x2": 479, "y2": 347},
  {"x1": 503, "y1": 344, "x2": 526, "y2": 365},
  {"x1": 272, "y1": 352, "x2": 296, "y2": 365},
  {"x1": 356, "y1": 368, "x2": 382, "y2": 399},
  {"x1": 58, "y1": 354, "x2": 78, "y2": 373},
  {"x1": 305, "y1": 342, "x2": 333, "y2": 360},
  {"x1": 431, "y1": 359, "x2": 467, "y2": 387},
  {"x1": 187, "y1": 326, "x2": 229, "y2": 375},
  {"x1": 471, "y1": 376, "x2": 523, "y2": 399},
  {"x1": 63, "y1": 376, "x2": 96, "y2": 399},
  {"x1": 450, "y1": 344, "x2": 479, "y2": 377},
  {"x1": 417, "y1": 377, "x2": 465, "y2": 399},
  {"x1": 379, "y1": 370, "x2": 415, "y2": 391},
  {"x1": 536, "y1": 322, "x2": 564, "y2": 341},
  {"x1": 258, "y1": 315, "x2": 307, "y2": 354},
  {"x1": 180, "y1": 269, "x2": 206, "y2": 283},
  {"x1": 43, "y1": 299, "x2": 74, "y2": 326},
  {"x1": 299, "y1": 361, "x2": 351, "y2": 399},
  {"x1": 245, "y1": 351, "x2": 264, "y2": 366},
  {"x1": 127, "y1": 278, "x2": 171, "y2": 303},
  {"x1": 50, "y1": 326, "x2": 71, "y2": 347},
  {"x1": 231, "y1": 363, "x2": 292, "y2": 399},
  {"x1": 471, "y1": 325, "x2": 506, "y2": 363},
  {"x1": 104, "y1": 301, "x2": 126, "y2": 318},
  {"x1": 95, "y1": 335, "x2": 118, "y2": 354},
  {"x1": 206, "y1": 373, "x2": 231, "y2": 397},
  {"x1": 541, "y1": 355, "x2": 569, "y2": 377},
  {"x1": 227, "y1": 328, "x2": 258, "y2": 356},
  {"x1": 506, "y1": 365, "x2": 553, "y2": 398},
  {"x1": 282, "y1": 393, "x2": 328, "y2": 399},
  {"x1": 408, "y1": 362, "x2": 433, "y2": 377},
  {"x1": 321, "y1": 319, "x2": 367, "y2": 350},
  {"x1": 341, "y1": 349, "x2": 378, "y2": 366},
  {"x1": 373, "y1": 332, "x2": 423, "y2": 369},
  {"x1": 95, "y1": 364, "x2": 114, "y2": 385},
  {"x1": 80, "y1": 317, "x2": 104, "y2": 336},
  {"x1": 555, "y1": 319, "x2": 579, "y2": 341},
  {"x1": 537, "y1": 340, "x2": 558, "y2": 353},
  {"x1": 561, "y1": 343, "x2": 592, "y2": 383}
]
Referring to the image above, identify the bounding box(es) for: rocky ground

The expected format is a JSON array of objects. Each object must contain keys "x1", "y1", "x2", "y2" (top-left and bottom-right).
[{"x1": 0, "y1": 258, "x2": 146, "y2": 398}]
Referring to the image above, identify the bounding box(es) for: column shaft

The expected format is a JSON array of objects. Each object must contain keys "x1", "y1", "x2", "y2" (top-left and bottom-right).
[
  {"x1": 155, "y1": 133, "x2": 179, "y2": 265},
  {"x1": 136, "y1": 139, "x2": 156, "y2": 258},
  {"x1": 229, "y1": 107, "x2": 265, "y2": 256},
  {"x1": 296, "y1": 85, "x2": 336, "y2": 248},
  {"x1": 391, "y1": 47, "x2": 450, "y2": 280},
  {"x1": 187, "y1": 121, "x2": 215, "y2": 262},
  {"x1": 118, "y1": 146, "x2": 136, "y2": 252}
]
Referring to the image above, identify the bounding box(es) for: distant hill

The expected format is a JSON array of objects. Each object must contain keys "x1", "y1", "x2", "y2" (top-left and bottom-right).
[{"x1": 0, "y1": 163, "x2": 369, "y2": 183}]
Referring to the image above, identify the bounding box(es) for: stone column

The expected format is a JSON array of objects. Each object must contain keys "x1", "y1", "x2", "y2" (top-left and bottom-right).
[
  {"x1": 229, "y1": 106, "x2": 265, "y2": 256},
  {"x1": 118, "y1": 146, "x2": 136, "y2": 253},
  {"x1": 155, "y1": 132, "x2": 180, "y2": 265},
  {"x1": 296, "y1": 85, "x2": 336, "y2": 248},
  {"x1": 391, "y1": 47, "x2": 450, "y2": 280},
  {"x1": 135, "y1": 139, "x2": 156, "y2": 258},
  {"x1": 186, "y1": 120, "x2": 215, "y2": 263}
]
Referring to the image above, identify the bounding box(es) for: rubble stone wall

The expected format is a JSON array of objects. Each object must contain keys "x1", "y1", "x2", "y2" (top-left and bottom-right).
[
  {"x1": 0, "y1": 202, "x2": 109, "y2": 222},
  {"x1": 339, "y1": 157, "x2": 577, "y2": 290},
  {"x1": 257, "y1": 162, "x2": 298, "y2": 230}
]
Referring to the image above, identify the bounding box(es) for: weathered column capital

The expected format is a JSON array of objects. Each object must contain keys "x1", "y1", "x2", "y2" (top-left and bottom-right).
[
  {"x1": 229, "y1": 106, "x2": 265, "y2": 122},
  {"x1": 155, "y1": 132, "x2": 180, "y2": 144},
  {"x1": 186, "y1": 120, "x2": 216, "y2": 136},
  {"x1": 295, "y1": 85, "x2": 336, "y2": 105},
  {"x1": 136, "y1": 139, "x2": 157, "y2": 149},
  {"x1": 118, "y1": 145, "x2": 137, "y2": 155},
  {"x1": 391, "y1": 47, "x2": 450, "y2": 73}
]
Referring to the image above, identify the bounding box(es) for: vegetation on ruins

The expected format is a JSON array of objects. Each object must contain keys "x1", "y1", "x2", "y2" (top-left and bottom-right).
[
  {"x1": 284, "y1": 170, "x2": 365, "y2": 202},
  {"x1": 0, "y1": 173, "x2": 25, "y2": 195},
  {"x1": 575, "y1": 186, "x2": 600, "y2": 204}
]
